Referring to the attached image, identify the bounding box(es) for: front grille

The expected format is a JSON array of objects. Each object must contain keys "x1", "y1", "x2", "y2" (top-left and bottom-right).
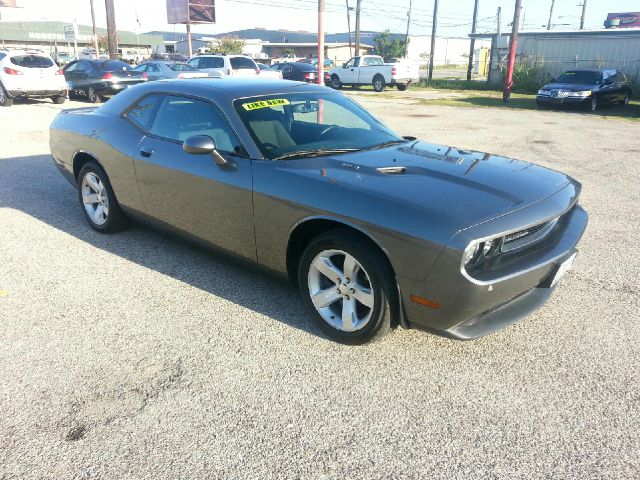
[{"x1": 500, "y1": 218, "x2": 558, "y2": 253}]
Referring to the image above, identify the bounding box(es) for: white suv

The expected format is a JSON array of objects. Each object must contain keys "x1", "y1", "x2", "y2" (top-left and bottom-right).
[
  {"x1": 187, "y1": 54, "x2": 259, "y2": 77},
  {"x1": 0, "y1": 49, "x2": 68, "y2": 106}
]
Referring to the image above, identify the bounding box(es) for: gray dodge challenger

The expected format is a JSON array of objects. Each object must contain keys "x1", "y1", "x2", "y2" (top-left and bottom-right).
[{"x1": 50, "y1": 78, "x2": 588, "y2": 344}]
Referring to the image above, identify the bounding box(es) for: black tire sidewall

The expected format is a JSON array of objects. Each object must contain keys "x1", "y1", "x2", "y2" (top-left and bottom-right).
[
  {"x1": 373, "y1": 76, "x2": 385, "y2": 92},
  {"x1": 298, "y1": 230, "x2": 394, "y2": 344},
  {"x1": 77, "y1": 162, "x2": 126, "y2": 233},
  {"x1": 86, "y1": 87, "x2": 101, "y2": 103},
  {"x1": 0, "y1": 83, "x2": 13, "y2": 107},
  {"x1": 330, "y1": 75, "x2": 341, "y2": 89}
]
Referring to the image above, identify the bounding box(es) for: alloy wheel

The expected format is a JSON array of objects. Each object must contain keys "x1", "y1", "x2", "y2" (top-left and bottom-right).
[
  {"x1": 87, "y1": 87, "x2": 98, "y2": 103},
  {"x1": 307, "y1": 249, "x2": 375, "y2": 332},
  {"x1": 81, "y1": 172, "x2": 109, "y2": 226}
]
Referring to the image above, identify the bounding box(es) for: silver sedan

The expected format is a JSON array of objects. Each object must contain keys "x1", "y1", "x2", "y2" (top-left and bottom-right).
[{"x1": 133, "y1": 61, "x2": 219, "y2": 81}]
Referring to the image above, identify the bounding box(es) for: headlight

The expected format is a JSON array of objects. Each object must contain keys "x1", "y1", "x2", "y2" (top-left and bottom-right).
[
  {"x1": 463, "y1": 243, "x2": 481, "y2": 266},
  {"x1": 463, "y1": 238, "x2": 499, "y2": 267},
  {"x1": 567, "y1": 90, "x2": 591, "y2": 97},
  {"x1": 537, "y1": 89, "x2": 548, "y2": 95}
]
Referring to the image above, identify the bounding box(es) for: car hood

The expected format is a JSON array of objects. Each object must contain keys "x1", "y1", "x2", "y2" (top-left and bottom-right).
[
  {"x1": 540, "y1": 82, "x2": 597, "y2": 91},
  {"x1": 290, "y1": 141, "x2": 573, "y2": 231}
]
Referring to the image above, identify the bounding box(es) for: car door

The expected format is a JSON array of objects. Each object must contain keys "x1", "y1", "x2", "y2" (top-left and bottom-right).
[
  {"x1": 281, "y1": 63, "x2": 294, "y2": 80},
  {"x1": 340, "y1": 57, "x2": 359, "y2": 84},
  {"x1": 600, "y1": 71, "x2": 617, "y2": 103},
  {"x1": 132, "y1": 94, "x2": 256, "y2": 260},
  {"x1": 146, "y1": 62, "x2": 162, "y2": 81}
]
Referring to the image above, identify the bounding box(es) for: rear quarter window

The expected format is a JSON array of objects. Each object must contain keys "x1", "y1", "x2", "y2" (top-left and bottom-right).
[
  {"x1": 200, "y1": 57, "x2": 224, "y2": 68},
  {"x1": 10, "y1": 55, "x2": 54, "y2": 68},
  {"x1": 124, "y1": 95, "x2": 161, "y2": 131},
  {"x1": 230, "y1": 57, "x2": 257, "y2": 70}
]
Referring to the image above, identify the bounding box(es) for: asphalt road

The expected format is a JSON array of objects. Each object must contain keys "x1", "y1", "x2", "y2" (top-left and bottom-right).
[{"x1": 0, "y1": 93, "x2": 638, "y2": 479}]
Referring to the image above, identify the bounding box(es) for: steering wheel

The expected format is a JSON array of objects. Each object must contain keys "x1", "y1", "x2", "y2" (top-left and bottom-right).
[{"x1": 318, "y1": 125, "x2": 339, "y2": 138}]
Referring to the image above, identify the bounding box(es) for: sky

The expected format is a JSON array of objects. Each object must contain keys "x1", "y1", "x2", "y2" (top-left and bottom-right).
[{"x1": 1, "y1": 0, "x2": 639, "y2": 36}]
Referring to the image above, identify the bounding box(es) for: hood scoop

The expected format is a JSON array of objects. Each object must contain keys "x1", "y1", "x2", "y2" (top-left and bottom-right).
[{"x1": 377, "y1": 166, "x2": 407, "y2": 175}]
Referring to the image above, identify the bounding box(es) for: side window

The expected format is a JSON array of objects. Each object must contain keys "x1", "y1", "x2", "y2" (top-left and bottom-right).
[
  {"x1": 353, "y1": 57, "x2": 361, "y2": 67},
  {"x1": 188, "y1": 58, "x2": 200, "y2": 69},
  {"x1": 200, "y1": 57, "x2": 224, "y2": 68},
  {"x1": 64, "y1": 62, "x2": 78, "y2": 73},
  {"x1": 150, "y1": 96, "x2": 241, "y2": 154},
  {"x1": 125, "y1": 95, "x2": 161, "y2": 131},
  {"x1": 147, "y1": 63, "x2": 161, "y2": 72},
  {"x1": 344, "y1": 58, "x2": 354, "y2": 68},
  {"x1": 282, "y1": 64, "x2": 293, "y2": 73}
]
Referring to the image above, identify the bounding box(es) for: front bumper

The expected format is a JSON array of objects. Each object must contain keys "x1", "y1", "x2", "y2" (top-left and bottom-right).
[
  {"x1": 536, "y1": 95, "x2": 590, "y2": 106},
  {"x1": 397, "y1": 192, "x2": 588, "y2": 339}
]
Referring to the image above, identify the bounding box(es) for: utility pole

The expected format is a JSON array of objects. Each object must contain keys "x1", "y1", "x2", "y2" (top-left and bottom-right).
[
  {"x1": 89, "y1": 0, "x2": 99, "y2": 58},
  {"x1": 346, "y1": 0, "x2": 352, "y2": 57},
  {"x1": 104, "y1": 0, "x2": 118, "y2": 58},
  {"x1": 487, "y1": 6, "x2": 501, "y2": 83},
  {"x1": 503, "y1": 0, "x2": 522, "y2": 102},
  {"x1": 404, "y1": 0, "x2": 412, "y2": 58},
  {"x1": 546, "y1": 0, "x2": 555, "y2": 30},
  {"x1": 466, "y1": 0, "x2": 479, "y2": 81},
  {"x1": 354, "y1": 0, "x2": 362, "y2": 57},
  {"x1": 427, "y1": 0, "x2": 439, "y2": 82},
  {"x1": 579, "y1": 0, "x2": 587, "y2": 30},
  {"x1": 186, "y1": 23, "x2": 192, "y2": 57},
  {"x1": 318, "y1": 0, "x2": 325, "y2": 86}
]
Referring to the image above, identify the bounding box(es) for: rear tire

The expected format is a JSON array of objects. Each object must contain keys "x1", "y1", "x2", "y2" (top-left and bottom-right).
[
  {"x1": 85, "y1": 87, "x2": 101, "y2": 104},
  {"x1": 372, "y1": 75, "x2": 386, "y2": 92},
  {"x1": 0, "y1": 84, "x2": 13, "y2": 107},
  {"x1": 330, "y1": 75, "x2": 342, "y2": 89},
  {"x1": 77, "y1": 161, "x2": 129, "y2": 233},
  {"x1": 396, "y1": 84, "x2": 408, "y2": 91},
  {"x1": 298, "y1": 229, "x2": 395, "y2": 344},
  {"x1": 52, "y1": 95, "x2": 66, "y2": 104}
]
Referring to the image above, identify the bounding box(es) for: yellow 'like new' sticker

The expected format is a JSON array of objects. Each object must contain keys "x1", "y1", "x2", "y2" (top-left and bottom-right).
[{"x1": 242, "y1": 99, "x2": 290, "y2": 111}]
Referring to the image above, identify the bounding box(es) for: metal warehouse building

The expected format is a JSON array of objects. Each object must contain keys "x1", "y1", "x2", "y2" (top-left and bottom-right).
[
  {"x1": 0, "y1": 20, "x2": 163, "y2": 58},
  {"x1": 471, "y1": 28, "x2": 640, "y2": 83}
]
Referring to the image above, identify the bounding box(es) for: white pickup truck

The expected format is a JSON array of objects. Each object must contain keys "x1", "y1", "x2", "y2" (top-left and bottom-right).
[{"x1": 329, "y1": 55, "x2": 419, "y2": 92}]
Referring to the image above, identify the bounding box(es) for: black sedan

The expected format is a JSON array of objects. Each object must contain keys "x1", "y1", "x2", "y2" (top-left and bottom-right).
[
  {"x1": 49, "y1": 79, "x2": 587, "y2": 344},
  {"x1": 63, "y1": 59, "x2": 146, "y2": 103},
  {"x1": 536, "y1": 69, "x2": 632, "y2": 112},
  {"x1": 271, "y1": 62, "x2": 331, "y2": 84}
]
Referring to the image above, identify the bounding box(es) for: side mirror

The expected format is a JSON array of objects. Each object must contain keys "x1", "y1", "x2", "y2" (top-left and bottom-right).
[
  {"x1": 183, "y1": 135, "x2": 227, "y2": 166},
  {"x1": 342, "y1": 63, "x2": 347, "y2": 68},
  {"x1": 604, "y1": 78, "x2": 613, "y2": 85}
]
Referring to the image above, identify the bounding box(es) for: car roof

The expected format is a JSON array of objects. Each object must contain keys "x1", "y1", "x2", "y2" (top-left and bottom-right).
[{"x1": 563, "y1": 68, "x2": 615, "y2": 73}]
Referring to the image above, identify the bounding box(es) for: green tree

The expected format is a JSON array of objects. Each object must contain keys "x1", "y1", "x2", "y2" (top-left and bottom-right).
[
  {"x1": 208, "y1": 36, "x2": 245, "y2": 54},
  {"x1": 373, "y1": 30, "x2": 406, "y2": 61},
  {"x1": 282, "y1": 48, "x2": 296, "y2": 56}
]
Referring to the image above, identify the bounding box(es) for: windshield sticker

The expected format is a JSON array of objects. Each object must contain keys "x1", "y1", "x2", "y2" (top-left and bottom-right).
[{"x1": 242, "y1": 99, "x2": 290, "y2": 111}]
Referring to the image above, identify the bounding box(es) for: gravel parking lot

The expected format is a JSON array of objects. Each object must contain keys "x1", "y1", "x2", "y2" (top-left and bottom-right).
[{"x1": 1, "y1": 92, "x2": 638, "y2": 479}]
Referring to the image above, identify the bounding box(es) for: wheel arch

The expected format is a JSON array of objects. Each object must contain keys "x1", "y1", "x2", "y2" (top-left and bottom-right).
[
  {"x1": 286, "y1": 216, "x2": 395, "y2": 286},
  {"x1": 72, "y1": 150, "x2": 104, "y2": 182}
]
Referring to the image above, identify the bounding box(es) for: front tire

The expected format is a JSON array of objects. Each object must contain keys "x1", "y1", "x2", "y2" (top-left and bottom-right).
[
  {"x1": 298, "y1": 230, "x2": 395, "y2": 344},
  {"x1": 330, "y1": 75, "x2": 342, "y2": 89},
  {"x1": 590, "y1": 95, "x2": 599, "y2": 112},
  {"x1": 372, "y1": 75, "x2": 386, "y2": 92},
  {"x1": 0, "y1": 84, "x2": 13, "y2": 107},
  {"x1": 52, "y1": 95, "x2": 66, "y2": 104},
  {"x1": 620, "y1": 92, "x2": 630, "y2": 106},
  {"x1": 77, "y1": 161, "x2": 128, "y2": 233},
  {"x1": 396, "y1": 83, "x2": 408, "y2": 91}
]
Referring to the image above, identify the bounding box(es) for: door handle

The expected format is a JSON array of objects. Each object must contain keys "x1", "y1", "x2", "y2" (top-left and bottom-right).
[{"x1": 140, "y1": 147, "x2": 153, "y2": 158}]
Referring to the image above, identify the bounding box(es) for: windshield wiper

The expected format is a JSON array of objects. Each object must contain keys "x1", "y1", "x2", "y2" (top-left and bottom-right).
[
  {"x1": 362, "y1": 139, "x2": 409, "y2": 151},
  {"x1": 274, "y1": 148, "x2": 360, "y2": 160}
]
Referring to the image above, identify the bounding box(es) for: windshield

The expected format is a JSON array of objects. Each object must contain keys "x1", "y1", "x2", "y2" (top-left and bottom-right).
[
  {"x1": 556, "y1": 71, "x2": 602, "y2": 84},
  {"x1": 234, "y1": 92, "x2": 403, "y2": 159}
]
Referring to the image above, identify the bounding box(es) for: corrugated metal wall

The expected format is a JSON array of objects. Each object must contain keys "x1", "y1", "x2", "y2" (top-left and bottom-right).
[{"x1": 518, "y1": 32, "x2": 640, "y2": 78}]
